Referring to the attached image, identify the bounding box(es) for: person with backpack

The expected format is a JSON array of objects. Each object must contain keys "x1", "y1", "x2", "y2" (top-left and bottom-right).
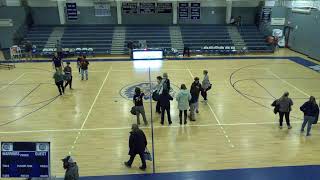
[
  {"x1": 159, "y1": 91, "x2": 173, "y2": 125},
  {"x1": 176, "y1": 84, "x2": 192, "y2": 125},
  {"x1": 276, "y1": 92, "x2": 293, "y2": 129},
  {"x1": 300, "y1": 96, "x2": 319, "y2": 136},
  {"x1": 190, "y1": 77, "x2": 202, "y2": 121},
  {"x1": 124, "y1": 124, "x2": 147, "y2": 170},
  {"x1": 201, "y1": 70, "x2": 211, "y2": 102},
  {"x1": 133, "y1": 87, "x2": 148, "y2": 126}
]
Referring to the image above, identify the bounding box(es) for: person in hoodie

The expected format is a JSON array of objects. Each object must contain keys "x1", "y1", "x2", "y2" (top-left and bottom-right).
[
  {"x1": 300, "y1": 96, "x2": 319, "y2": 136},
  {"x1": 159, "y1": 91, "x2": 173, "y2": 125},
  {"x1": 62, "y1": 156, "x2": 79, "y2": 180},
  {"x1": 176, "y1": 84, "x2": 192, "y2": 125},
  {"x1": 190, "y1": 77, "x2": 202, "y2": 121},
  {"x1": 276, "y1": 92, "x2": 293, "y2": 129}
]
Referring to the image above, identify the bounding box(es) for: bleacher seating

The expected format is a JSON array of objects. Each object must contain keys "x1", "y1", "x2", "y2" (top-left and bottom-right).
[{"x1": 22, "y1": 24, "x2": 273, "y2": 57}]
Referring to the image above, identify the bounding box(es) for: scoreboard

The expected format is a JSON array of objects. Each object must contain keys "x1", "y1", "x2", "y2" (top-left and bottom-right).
[{"x1": 1, "y1": 142, "x2": 50, "y2": 178}]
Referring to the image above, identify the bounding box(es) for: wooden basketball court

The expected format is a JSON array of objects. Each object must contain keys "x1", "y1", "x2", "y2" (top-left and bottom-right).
[{"x1": 1, "y1": 50, "x2": 320, "y2": 178}]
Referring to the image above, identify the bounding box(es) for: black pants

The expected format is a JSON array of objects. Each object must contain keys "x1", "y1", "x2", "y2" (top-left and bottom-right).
[
  {"x1": 161, "y1": 106, "x2": 171, "y2": 124},
  {"x1": 279, "y1": 111, "x2": 290, "y2": 126},
  {"x1": 201, "y1": 86, "x2": 211, "y2": 100},
  {"x1": 179, "y1": 110, "x2": 188, "y2": 124},
  {"x1": 55, "y1": 81, "x2": 64, "y2": 95},
  {"x1": 156, "y1": 101, "x2": 161, "y2": 113},
  {"x1": 183, "y1": 48, "x2": 190, "y2": 57},
  {"x1": 127, "y1": 153, "x2": 146, "y2": 168},
  {"x1": 64, "y1": 76, "x2": 72, "y2": 89}
]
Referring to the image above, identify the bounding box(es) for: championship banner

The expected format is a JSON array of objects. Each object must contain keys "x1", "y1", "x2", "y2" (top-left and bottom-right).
[
  {"x1": 66, "y1": 1, "x2": 78, "y2": 20},
  {"x1": 94, "y1": 2, "x2": 111, "y2": 17},
  {"x1": 140, "y1": 3, "x2": 156, "y2": 14},
  {"x1": 179, "y1": 3, "x2": 189, "y2": 19},
  {"x1": 190, "y1": 3, "x2": 201, "y2": 20},
  {"x1": 122, "y1": 2, "x2": 138, "y2": 14},
  {"x1": 157, "y1": 3, "x2": 172, "y2": 13}
]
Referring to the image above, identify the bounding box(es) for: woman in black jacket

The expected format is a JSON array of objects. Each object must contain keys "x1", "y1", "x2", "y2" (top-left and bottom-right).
[
  {"x1": 300, "y1": 96, "x2": 319, "y2": 136},
  {"x1": 124, "y1": 124, "x2": 147, "y2": 170}
]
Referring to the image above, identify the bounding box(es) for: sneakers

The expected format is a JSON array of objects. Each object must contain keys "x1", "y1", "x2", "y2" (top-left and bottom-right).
[
  {"x1": 279, "y1": 126, "x2": 283, "y2": 129},
  {"x1": 139, "y1": 166, "x2": 146, "y2": 171},
  {"x1": 196, "y1": 110, "x2": 199, "y2": 113},
  {"x1": 288, "y1": 126, "x2": 292, "y2": 129}
]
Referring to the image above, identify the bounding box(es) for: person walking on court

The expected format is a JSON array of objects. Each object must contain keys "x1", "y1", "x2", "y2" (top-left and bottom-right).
[
  {"x1": 124, "y1": 124, "x2": 147, "y2": 171},
  {"x1": 62, "y1": 156, "x2": 79, "y2": 180},
  {"x1": 190, "y1": 77, "x2": 202, "y2": 121},
  {"x1": 53, "y1": 70, "x2": 65, "y2": 95},
  {"x1": 76, "y1": 56, "x2": 82, "y2": 75},
  {"x1": 80, "y1": 56, "x2": 89, "y2": 80},
  {"x1": 159, "y1": 91, "x2": 173, "y2": 125},
  {"x1": 56, "y1": 39, "x2": 63, "y2": 59},
  {"x1": 64, "y1": 62, "x2": 73, "y2": 90},
  {"x1": 300, "y1": 96, "x2": 319, "y2": 136},
  {"x1": 155, "y1": 76, "x2": 162, "y2": 114},
  {"x1": 159, "y1": 73, "x2": 170, "y2": 95},
  {"x1": 52, "y1": 52, "x2": 63, "y2": 72},
  {"x1": 133, "y1": 87, "x2": 148, "y2": 126},
  {"x1": 201, "y1": 70, "x2": 212, "y2": 102},
  {"x1": 176, "y1": 84, "x2": 191, "y2": 125},
  {"x1": 276, "y1": 92, "x2": 293, "y2": 129}
]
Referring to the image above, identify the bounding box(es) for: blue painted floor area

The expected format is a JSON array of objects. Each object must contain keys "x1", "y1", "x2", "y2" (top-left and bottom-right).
[{"x1": 77, "y1": 165, "x2": 320, "y2": 180}]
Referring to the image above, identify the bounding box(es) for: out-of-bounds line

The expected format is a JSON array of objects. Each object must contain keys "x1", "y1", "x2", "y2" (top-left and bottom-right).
[
  {"x1": 184, "y1": 62, "x2": 235, "y2": 148},
  {"x1": 267, "y1": 69, "x2": 310, "y2": 97},
  {"x1": 0, "y1": 73, "x2": 26, "y2": 91},
  {"x1": 0, "y1": 121, "x2": 303, "y2": 134},
  {"x1": 69, "y1": 65, "x2": 113, "y2": 154},
  {"x1": 15, "y1": 84, "x2": 41, "y2": 105}
]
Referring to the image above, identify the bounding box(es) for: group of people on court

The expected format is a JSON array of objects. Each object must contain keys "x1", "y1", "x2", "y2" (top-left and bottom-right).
[
  {"x1": 272, "y1": 92, "x2": 319, "y2": 136},
  {"x1": 52, "y1": 53, "x2": 89, "y2": 95},
  {"x1": 132, "y1": 71, "x2": 212, "y2": 126}
]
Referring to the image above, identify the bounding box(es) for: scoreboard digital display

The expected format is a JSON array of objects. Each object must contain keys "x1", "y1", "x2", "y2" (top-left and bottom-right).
[{"x1": 1, "y1": 142, "x2": 50, "y2": 178}]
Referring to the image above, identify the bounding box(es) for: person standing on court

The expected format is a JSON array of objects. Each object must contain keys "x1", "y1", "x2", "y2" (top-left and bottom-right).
[
  {"x1": 56, "y1": 39, "x2": 63, "y2": 59},
  {"x1": 201, "y1": 70, "x2": 211, "y2": 102},
  {"x1": 190, "y1": 77, "x2": 202, "y2": 121},
  {"x1": 155, "y1": 76, "x2": 162, "y2": 114},
  {"x1": 76, "y1": 56, "x2": 82, "y2": 75},
  {"x1": 124, "y1": 124, "x2": 147, "y2": 170},
  {"x1": 159, "y1": 73, "x2": 170, "y2": 95},
  {"x1": 176, "y1": 84, "x2": 191, "y2": 125},
  {"x1": 53, "y1": 70, "x2": 65, "y2": 95},
  {"x1": 300, "y1": 96, "x2": 319, "y2": 136},
  {"x1": 159, "y1": 91, "x2": 173, "y2": 125},
  {"x1": 24, "y1": 41, "x2": 33, "y2": 61},
  {"x1": 80, "y1": 56, "x2": 89, "y2": 80},
  {"x1": 52, "y1": 52, "x2": 63, "y2": 72},
  {"x1": 133, "y1": 87, "x2": 148, "y2": 126},
  {"x1": 62, "y1": 156, "x2": 79, "y2": 180},
  {"x1": 64, "y1": 62, "x2": 73, "y2": 90},
  {"x1": 276, "y1": 92, "x2": 293, "y2": 129}
]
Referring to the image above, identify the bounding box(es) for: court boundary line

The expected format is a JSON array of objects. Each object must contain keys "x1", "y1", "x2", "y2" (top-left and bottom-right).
[
  {"x1": 184, "y1": 62, "x2": 235, "y2": 148},
  {"x1": 69, "y1": 65, "x2": 113, "y2": 154},
  {"x1": 0, "y1": 73, "x2": 26, "y2": 91}
]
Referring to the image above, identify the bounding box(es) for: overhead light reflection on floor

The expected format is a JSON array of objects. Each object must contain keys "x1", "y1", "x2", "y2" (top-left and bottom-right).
[{"x1": 133, "y1": 60, "x2": 163, "y2": 70}]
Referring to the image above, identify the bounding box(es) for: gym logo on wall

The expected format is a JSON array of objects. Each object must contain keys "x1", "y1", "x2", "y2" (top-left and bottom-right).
[{"x1": 120, "y1": 82, "x2": 178, "y2": 100}]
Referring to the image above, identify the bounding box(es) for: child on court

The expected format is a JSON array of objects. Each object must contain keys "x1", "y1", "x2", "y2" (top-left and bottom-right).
[
  {"x1": 133, "y1": 87, "x2": 148, "y2": 126},
  {"x1": 64, "y1": 62, "x2": 73, "y2": 90},
  {"x1": 53, "y1": 70, "x2": 65, "y2": 95}
]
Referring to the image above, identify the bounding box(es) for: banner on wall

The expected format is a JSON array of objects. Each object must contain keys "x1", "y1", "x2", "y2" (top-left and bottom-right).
[
  {"x1": 157, "y1": 3, "x2": 172, "y2": 13},
  {"x1": 140, "y1": 3, "x2": 156, "y2": 14},
  {"x1": 190, "y1": 3, "x2": 201, "y2": 20},
  {"x1": 122, "y1": 3, "x2": 138, "y2": 14},
  {"x1": 94, "y1": 2, "x2": 111, "y2": 17},
  {"x1": 271, "y1": 18, "x2": 286, "y2": 25},
  {"x1": 178, "y1": 3, "x2": 189, "y2": 19},
  {"x1": 261, "y1": 7, "x2": 272, "y2": 23},
  {"x1": 66, "y1": 2, "x2": 78, "y2": 20}
]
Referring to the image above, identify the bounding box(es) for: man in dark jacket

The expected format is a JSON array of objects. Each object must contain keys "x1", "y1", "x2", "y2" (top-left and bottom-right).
[
  {"x1": 190, "y1": 77, "x2": 201, "y2": 121},
  {"x1": 62, "y1": 156, "x2": 79, "y2": 180},
  {"x1": 159, "y1": 91, "x2": 173, "y2": 125},
  {"x1": 124, "y1": 124, "x2": 147, "y2": 170},
  {"x1": 300, "y1": 96, "x2": 319, "y2": 136}
]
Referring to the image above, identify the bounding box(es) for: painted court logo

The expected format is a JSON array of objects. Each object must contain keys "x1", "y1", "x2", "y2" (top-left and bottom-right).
[{"x1": 120, "y1": 82, "x2": 178, "y2": 100}]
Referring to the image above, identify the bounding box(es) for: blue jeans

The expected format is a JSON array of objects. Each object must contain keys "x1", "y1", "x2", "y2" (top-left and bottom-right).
[
  {"x1": 81, "y1": 69, "x2": 88, "y2": 80},
  {"x1": 301, "y1": 116, "x2": 315, "y2": 135}
]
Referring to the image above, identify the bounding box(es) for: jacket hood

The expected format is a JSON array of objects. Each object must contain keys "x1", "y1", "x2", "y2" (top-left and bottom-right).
[{"x1": 180, "y1": 89, "x2": 189, "y2": 94}]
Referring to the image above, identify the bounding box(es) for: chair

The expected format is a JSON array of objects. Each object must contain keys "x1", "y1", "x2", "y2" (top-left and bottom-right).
[{"x1": 10, "y1": 45, "x2": 22, "y2": 60}]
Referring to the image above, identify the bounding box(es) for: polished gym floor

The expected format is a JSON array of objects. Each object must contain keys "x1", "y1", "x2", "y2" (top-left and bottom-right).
[{"x1": 1, "y1": 49, "x2": 320, "y2": 179}]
